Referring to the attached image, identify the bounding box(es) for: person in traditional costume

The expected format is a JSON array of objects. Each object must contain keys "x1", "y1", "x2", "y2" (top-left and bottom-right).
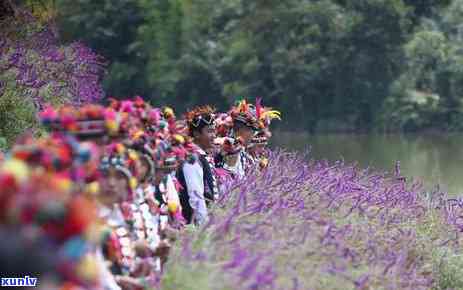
[
  {"x1": 40, "y1": 100, "x2": 159, "y2": 289},
  {"x1": 36, "y1": 99, "x2": 166, "y2": 289},
  {"x1": 98, "y1": 142, "x2": 165, "y2": 290},
  {"x1": 139, "y1": 140, "x2": 184, "y2": 269},
  {"x1": 0, "y1": 137, "x2": 104, "y2": 290},
  {"x1": 151, "y1": 140, "x2": 182, "y2": 226},
  {"x1": 176, "y1": 105, "x2": 218, "y2": 225},
  {"x1": 247, "y1": 129, "x2": 270, "y2": 167},
  {"x1": 215, "y1": 99, "x2": 260, "y2": 178},
  {"x1": 118, "y1": 99, "x2": 184, "y2": 229},
  {"x1": 128, "y1": 102, "x2": 186, "y2": 229},
  {"x1": 98, "y1": 99, "x2": 184, "y2": 285},
  {"x1": 38, "y1": 108, "x2": 128, "y2": 290},
  {"x1": 246, "y1": 99, "x2": 281, "y2": 169}
]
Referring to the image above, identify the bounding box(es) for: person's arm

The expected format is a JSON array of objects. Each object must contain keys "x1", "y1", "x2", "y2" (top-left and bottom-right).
[{"x1": 182, "y1": 161, "x2": 208, "y2": 225}]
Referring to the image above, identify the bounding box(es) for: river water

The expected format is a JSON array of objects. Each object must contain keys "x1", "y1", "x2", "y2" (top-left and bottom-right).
[{"x1": 272, "y1": 132, "x2": 463, "y2": 196}]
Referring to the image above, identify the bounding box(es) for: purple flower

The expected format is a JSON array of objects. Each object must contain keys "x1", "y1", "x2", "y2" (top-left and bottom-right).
[
  {"x1": 168, "y1": 150, "x2": 463, "y2": 289},
  {"x1": 223, "y1": 247, "x2": 248, "y2": 270},
  {"x1": 238, "y1": 255, "x2": 262, "y2": 282},
  {"x1": 354, "y1": 274, "x2": 369, "y2": 289},
  {"x1": 1, "y1": 13, "x2": 106, "y2": 108}
]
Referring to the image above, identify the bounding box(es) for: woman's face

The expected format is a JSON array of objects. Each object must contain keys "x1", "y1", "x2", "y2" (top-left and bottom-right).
[{"x1": 99, "y1": 168, "x2": 129, "y2": 205}]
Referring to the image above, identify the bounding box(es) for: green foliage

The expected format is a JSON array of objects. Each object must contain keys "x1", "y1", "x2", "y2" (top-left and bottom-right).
[
  {"x1": 137, "y1": 0, "x2": 225, "y2": 110},
  {"x1": 381, "y1": 0, "x2": 463, "y2": 131},
  {"x1": 0, "y1": 137, "x2": 7, "y2": 152},
  {"x1": 0, "y1": 85, "x2": 38, "y2": 147},
  {"x1": 56, "y1": 0, "x2": 145, "y2": 97},
  {"x1": 432, "y1": 247, "x2": 463, "y2": 289},
  {"x1": 55, "y1": 0, "x2": 463, "y2": 132}
]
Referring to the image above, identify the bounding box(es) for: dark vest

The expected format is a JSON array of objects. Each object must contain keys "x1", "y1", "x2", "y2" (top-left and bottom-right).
[
  {"x1": 154, "y1": 185, "x2": 164, "y2": 206},
  {"x1": 177, "y1": 155, "x2": 215, "y2": 224}
]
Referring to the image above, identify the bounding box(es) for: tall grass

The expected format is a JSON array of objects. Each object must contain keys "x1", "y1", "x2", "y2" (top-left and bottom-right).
[{"x1": 162, "y1": 150, "x2": 463, "y2": 290}]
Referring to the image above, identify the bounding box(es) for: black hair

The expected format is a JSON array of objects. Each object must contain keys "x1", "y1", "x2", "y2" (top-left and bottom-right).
[
  {"x1": 233, "y1": 119, "x2": 252, "y2": 132},
  {"x1": 189, "y1": 122, "x2": 208, "y2": 137}
]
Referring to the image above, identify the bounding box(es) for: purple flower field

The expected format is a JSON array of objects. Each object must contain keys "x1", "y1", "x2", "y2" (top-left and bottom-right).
[
  {"x1": 162, "y1": 150, "x2": 463, "y2": 290},
  {"x1": 0, "y1": 10, "x2": 105, "y2": 109},
  {"x1": 0, "y1": 10, "x2": 106, "y2": 146}
]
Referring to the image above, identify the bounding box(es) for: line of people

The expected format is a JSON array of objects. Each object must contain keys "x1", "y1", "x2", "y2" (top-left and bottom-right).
[{"x1": 0, "y1": 97, "x2": 280, "y2": 290}]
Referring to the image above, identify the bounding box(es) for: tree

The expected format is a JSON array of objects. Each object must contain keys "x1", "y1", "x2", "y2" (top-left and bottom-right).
[
  {"x1": 382, "y1": 0, "x2": 463, "y2": 131},
  {"x1": 137, "y1": 0, "x2": 225, "y2": 110},
  {"x1": 50, "y1": 0, "x2": 463, "y2": 132},
  {"x1": 56, "y1": 0, "x2": 145, "y2": 97}
]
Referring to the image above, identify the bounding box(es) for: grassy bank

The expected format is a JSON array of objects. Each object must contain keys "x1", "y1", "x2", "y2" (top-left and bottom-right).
[{"x1": 161, "y1": 150, "x2": 463, "y2": 290}]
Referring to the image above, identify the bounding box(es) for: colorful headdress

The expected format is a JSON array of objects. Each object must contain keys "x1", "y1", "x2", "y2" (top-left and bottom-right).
[
  {"x1": 229, "y1": 99, "x2": 259, "y2": 129},
  {"x1": 185, "y1": 105, "x2": 216, "y2": 133},
  {"x1": 40, "y1": 104, "x2": 108, "y2": 138},
  {"x1": 145, "y1": 107, "x2": 162, "y2": 134},
  {"x1": 153, "y1": 140, "x2": 179, "y2": 171},
  {"x1": 0, "y1": 157, "x2": 101, "y2": 288},
  {"x1": 126, "y1": 129, "x2": 156, "y2": 181},
  {"x1": 11, "y1": 133, "x2": 101, "y2": 184},
  {"x1": 249, "y1": 98, "x2": 281, "y2": 146},
  {"x1": 99, "y1": 143, "x2": 138, "y2": 194},
  {"x1": 162, "y1": 106, "x2": 176, "y2": 121},
  {"x1": 109, "y1": 97, "x2": 163, "y2": 135},
  {"x1": 214, "y1": 112, "x2": 234, "y2": 137},
  {"x1": 255, "y1": 97, "x2": 281, "y2": 129},
  {"x1": 106, "y1": 99, "x2": 143, "y2": 138}
]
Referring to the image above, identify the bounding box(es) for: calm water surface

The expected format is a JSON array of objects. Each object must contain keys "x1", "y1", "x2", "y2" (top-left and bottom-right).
[{"x1": 272, "y1": 132, "x2": 463, "y2": 196}]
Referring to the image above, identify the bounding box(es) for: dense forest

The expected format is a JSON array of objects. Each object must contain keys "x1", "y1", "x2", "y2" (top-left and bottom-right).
[{"x1": 4, "y1": 0, "x2": 463, "y2": 133}]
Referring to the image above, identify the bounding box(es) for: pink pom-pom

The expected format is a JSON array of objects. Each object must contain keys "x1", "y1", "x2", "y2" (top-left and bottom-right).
[
  {"x1": 120, "y1": 100, "x2": 134, "y2": 113},
  {"x1": 39, "y1": 106, "x2": 58, "y2": 122}
]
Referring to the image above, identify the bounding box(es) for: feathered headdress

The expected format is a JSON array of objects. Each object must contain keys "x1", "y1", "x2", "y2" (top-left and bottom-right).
[
  {"x1": 229, "y1": 99, "x2": 259, "y2": 129},
  {"x1": 255, "y1": 97, "x2": 281, "y2": 129},
  {"x1": 249, "y1": 98, "x2": 281, "y2": 146}
]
